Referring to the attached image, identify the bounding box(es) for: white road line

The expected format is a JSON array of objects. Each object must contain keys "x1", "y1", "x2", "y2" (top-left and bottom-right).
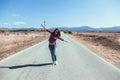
[{"x1": 65, "y1": 34, "x2": 120, "y2": 72}]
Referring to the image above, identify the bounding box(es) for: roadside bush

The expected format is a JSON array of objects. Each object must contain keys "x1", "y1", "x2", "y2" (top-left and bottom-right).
[{"x1": 63, "y1": 31, "x2": 72, "y2": 34}]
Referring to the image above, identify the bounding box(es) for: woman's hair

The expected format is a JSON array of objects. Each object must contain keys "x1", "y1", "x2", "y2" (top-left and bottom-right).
[{"x1": 53, "y1": 28, "x2": 61, "y2": 36}]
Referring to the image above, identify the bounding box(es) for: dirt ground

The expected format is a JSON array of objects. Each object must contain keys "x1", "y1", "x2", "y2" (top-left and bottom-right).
[
  {"x1": 0, "y1": 30, "x2": 49, "y2": 60},
  {"x1": 69, "y1": 31, "x2": 120, "y2": 68}
]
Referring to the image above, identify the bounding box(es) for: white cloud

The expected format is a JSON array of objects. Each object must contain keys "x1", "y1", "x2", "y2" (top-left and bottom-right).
[
  {"x1": 0, "y1": 21, "x2": 26, "y2": 27},
  {"x1": 3, "y1": 22, "x2": 11, "y2": 26},
  {"x1": 11, "y1": 13, "x2": 20, "y2": 17},
  {"x1": 13, "y1": 21, "x2": 26, "y2": 26}
]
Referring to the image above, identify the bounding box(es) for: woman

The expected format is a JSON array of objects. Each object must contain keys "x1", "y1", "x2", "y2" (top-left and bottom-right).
[{"x1": 41, "y1": 24, "x2": 68, "y2": 65}]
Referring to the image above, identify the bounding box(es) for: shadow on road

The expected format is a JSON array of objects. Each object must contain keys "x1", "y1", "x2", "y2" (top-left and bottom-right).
[{"x1": 0, "y1": 63, "x2": 52, "y2": 69}]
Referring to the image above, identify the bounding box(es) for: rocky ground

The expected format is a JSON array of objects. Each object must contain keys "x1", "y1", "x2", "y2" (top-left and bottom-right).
[
  {"x1": 0, "y1": 30, "x2": 49, "y2": 60},
  {"x1": 69, "y1": 31, "x2": 120, "y2": 68}
]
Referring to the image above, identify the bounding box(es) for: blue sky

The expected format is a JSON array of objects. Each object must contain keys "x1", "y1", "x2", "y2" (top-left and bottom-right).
[{"x1": 0, "y1": 0, "x2": 120, "y2": 28}]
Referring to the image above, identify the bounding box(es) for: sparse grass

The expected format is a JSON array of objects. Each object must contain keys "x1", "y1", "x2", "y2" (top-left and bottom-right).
[
  {"x1": 69, "y1": 31, "x2": 120, "y2": 68},
  {"x1": 0, "y1": 30, "x2": 49, "y2": 60}
]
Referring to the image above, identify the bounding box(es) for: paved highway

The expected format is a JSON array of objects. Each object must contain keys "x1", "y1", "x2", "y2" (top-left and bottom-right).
[{"x1": 0, "y1": 34, "x2": 120, "y2": 80}]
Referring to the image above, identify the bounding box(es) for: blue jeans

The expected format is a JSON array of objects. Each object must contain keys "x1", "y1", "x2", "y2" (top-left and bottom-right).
[{"x1": 49, "y1": 44, "x2": 56, "y2": 62}]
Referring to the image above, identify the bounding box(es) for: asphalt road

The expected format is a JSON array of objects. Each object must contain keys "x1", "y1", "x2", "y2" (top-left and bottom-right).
[{"x1": 0, "y1": 34, "x2": 120, "y2": 80}]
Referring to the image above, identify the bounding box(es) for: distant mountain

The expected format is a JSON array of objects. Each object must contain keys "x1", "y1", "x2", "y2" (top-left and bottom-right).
[
  {"x1": 99, "y1": 26, "x2": 120, "y2": 31},
  {"x1": 0, "y1": 26, "x2": 120, "y2": 31},
  {"x1": 59, "y1": 26, "x2": 120, "y2": 31},
  {"x1": 0, "y1": 27, "x2": 43, "y2": 31},
  {"x1": 59, "y1": 26, "x2": 95, "y2": 31},
  {"x1": 0, "y1": 27, "x2": 9, "y2": 30}
]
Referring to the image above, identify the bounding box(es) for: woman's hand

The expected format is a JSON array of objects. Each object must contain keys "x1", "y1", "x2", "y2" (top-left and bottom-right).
[{"x1": 64, "y1": 40, "x2": 69, "y2": 43}]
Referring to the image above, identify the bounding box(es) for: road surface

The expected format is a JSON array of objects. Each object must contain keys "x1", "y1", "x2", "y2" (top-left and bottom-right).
[{"x1": 0, "y1": 34, "x2": 120, "y2": 80}]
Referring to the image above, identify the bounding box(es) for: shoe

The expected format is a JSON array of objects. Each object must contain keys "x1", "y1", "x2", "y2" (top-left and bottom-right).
[{"x1": 54, "y1": 61, "x2": 58, "y2": 65}]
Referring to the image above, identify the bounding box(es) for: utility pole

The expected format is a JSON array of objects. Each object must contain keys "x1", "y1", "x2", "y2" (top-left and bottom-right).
[
  {"x1": 44, "y1": 20, "x2": 46, "y2": 27},
  {"x1": 44, "y1": 20, "x2": 46, "y2": 36}
]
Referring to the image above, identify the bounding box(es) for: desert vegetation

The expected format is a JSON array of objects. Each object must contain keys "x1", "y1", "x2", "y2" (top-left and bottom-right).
[
  {"x1": 0, "y1": 30, "x2": 48, "y2": 60},
  {"x1": 70, "y1": 31, "x2": 120, "y2": 68}
]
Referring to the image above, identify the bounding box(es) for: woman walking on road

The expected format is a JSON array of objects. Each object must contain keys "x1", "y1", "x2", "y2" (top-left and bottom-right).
[{"x1": 41, "y1": 24, "x2": 68, "y2": 65}]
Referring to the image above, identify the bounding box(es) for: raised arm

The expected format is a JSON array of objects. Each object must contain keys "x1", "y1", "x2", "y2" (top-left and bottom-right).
[
  {"x1": 41, "y1": 24, "x2": 52, "y2": 33},
  {"x1": 41, "y1": 24, "x2": 46, "y2": 30},
  {"x1": 58, "y1": 36, "x2": 69, "y2": 42}
]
